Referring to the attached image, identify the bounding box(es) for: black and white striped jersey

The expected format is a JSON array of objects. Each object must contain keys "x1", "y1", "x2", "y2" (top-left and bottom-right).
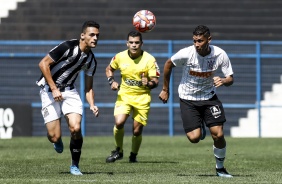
[
  {"x1": 171, "y1": 45, "x2": 233, "y2": 101},
  {"x1": 36, "y1": 39, "x2": 97, "y2": 88}
]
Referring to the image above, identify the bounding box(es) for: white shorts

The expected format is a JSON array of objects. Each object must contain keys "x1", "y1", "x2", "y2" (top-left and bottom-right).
[{"x1": 39, "y1": 86, "x2": 83, "y2": 124}]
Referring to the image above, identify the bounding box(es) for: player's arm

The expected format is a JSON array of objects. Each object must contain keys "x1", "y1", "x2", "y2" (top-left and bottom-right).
[
  {"x1": 85, "y1": 75, "x2": 99, "y2": 117},
  {"x1": 213, "y1": 75, "x2": 233, "y2": 87},
  {"x1": 158, "y1": 58, "x2": 175, "y2": 103},
  {"x1": 141, "y1": 74, "x2": 159, "y2": 89},
  {"x1": 105, "y1": 64, "x2": 119, "y2": 90},
  {"x1": 141, "y1": 58, "x2": 160, "y2": 89},
  {"x1": 38, "y1": 55, "x2": 63, "y2": 101},
  {"x1": 148, "y1": 76, "x2": 159, "y2": 89}
]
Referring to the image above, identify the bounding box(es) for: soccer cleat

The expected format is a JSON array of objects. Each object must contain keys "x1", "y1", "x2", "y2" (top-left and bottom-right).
[
  {"x1": 200, "y1": 121, "x2": 206, "y2": 140},
  {"x1": 106, "y1": 148, "x2": 123, "y2": 163},
  {"x1": 216, "y1": 167, "x2": 233, "y2": 178},
  {"x1": 70, "y1": 165, "x2": 83, "y2": 175},
  {"x1": 53, "y1": 138, "x2": 64, "y2": 153},
  {"x1": 129, "y1": 152, "x2": 138, "y2": 163}
]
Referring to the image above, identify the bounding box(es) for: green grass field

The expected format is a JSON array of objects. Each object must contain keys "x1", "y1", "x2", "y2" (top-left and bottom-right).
[{"x1": 0, "y1": 136, "x2": 281, "y2": 184}]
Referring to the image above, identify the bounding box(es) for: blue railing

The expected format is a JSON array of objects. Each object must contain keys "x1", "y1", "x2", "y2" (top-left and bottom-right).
[{"x1": 1, "y1": 40, "x2": 282, "y2": 137}]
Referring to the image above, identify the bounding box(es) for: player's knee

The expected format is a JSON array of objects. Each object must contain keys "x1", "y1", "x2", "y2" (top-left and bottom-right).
[
  {"x1": 133, "y1": 130, "x2": 142, "y2": 136},
  {"x1": 186, "y1": 133, "x2": 200, "y2": 143},
  {"x1": 69, "y1": 126, "x2": 82, "y2": 138},
  {"x1": 115, "y1": 123, "x2": 124, "y2": 129},
  {"x1": 211, "y1": 132, "x2": 224, "y2": 142},
  {"x1": 47, "y1": 133, "x2": 60, "y2": 143},
  {"x1": 70, "y1": 131, "x2": 82, "y2": 140},
  {"x1": 187, "y1": 136, "x2": 200, "y2": 143},
  {"x1": 133, "y1": 123, "x2": 143, "y2": 136}
]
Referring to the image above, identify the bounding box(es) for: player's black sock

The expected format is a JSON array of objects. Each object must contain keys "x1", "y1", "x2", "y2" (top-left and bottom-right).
[{"x1": 70, "y1": 137, "x2": 83, "y2": 167}]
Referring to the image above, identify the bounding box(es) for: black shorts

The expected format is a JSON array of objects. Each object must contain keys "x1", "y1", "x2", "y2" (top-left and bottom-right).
[{"x1": 179, "y1": 95, "x2": 226, "y2": 133}]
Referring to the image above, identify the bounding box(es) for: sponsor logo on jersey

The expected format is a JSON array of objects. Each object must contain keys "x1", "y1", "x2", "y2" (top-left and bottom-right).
[
  {"x1": 189, "y1": 70, "x2": 213, "y2": 78},
  {"x1": 124, "y1": 78, "x2": 142, "y2": 86}
]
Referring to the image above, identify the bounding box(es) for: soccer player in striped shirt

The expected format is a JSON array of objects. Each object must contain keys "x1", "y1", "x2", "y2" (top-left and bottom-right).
[
  {"x1": 159, "y1": 25, "x2": 233, "y2": 178},
  {"x1": 105, "y1": 30, "x2": 160, "y2": 163},
  {"x1": 36, "y1": 20, "x2": 100, "y2": 175}
]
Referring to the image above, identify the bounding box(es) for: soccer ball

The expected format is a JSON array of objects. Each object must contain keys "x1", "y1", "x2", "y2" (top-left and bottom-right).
[{"x1": 133, "y1": 10, "x2": 156, "y2": 33}]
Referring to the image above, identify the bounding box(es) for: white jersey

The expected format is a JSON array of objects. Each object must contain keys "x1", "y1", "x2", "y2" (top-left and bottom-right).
[{"x1": 171, "y1": 45, "x2": 233, "y2": 101}]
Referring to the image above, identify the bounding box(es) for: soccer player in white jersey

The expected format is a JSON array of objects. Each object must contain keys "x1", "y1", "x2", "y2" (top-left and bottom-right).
[
  {"x1": 36, "y1": 21, "x2": 100, "y2": 175},
  {"x1": 105, "y1": 31, "x2": 160, "y2": 163},
  {"x1": 159, "y1": 25, "x2": 233, "y2": 178}
]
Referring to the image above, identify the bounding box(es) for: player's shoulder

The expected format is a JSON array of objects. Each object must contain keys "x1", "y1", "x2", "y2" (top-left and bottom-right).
[
  {"x1": 175, "y1": 45, "x2": 195, "y2": 57},
  {"x1": 210, "y1": 45, "x2": 227, "y2": 55},
  {"x1": 61, "y1": 39, "x2": 79, "y2": 48},
  {"x1": 111, "y1": 50, "x2": 128, "y2": 64},
  {"x1": 143, "y1": 51, "x2": 155, "y2": 60},
  {"x1": 210, "y1": 45, "x2": 230, "y2": 62},
  {"x1": 115, "y1": 50, "x2": 128, "y2": 58}
]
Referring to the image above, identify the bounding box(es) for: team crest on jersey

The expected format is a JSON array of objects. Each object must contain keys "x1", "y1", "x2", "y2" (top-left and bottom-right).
[
  {"x1": 210, "y1": 105, "x2": 221, "y2": 118},
  {"x1": 43, "y1": 107, "x2": 49, "y2": 118},
  {"x1": 207, "y1": 59, "x2": 216, "y2": 70}
]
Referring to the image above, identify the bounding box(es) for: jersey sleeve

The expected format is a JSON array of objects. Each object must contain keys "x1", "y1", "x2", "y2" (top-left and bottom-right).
[
  {"x1": 148, "y1": 59, "x2": 160, "y2": 78},
  {"x1": 171, "y1": 47, "x2": 190, "y2": 66},
  {"x1": 48, "y1": 41, "x2": 70, "y2": 62},
  {"x1": 220, "y1": 51, "x2": 234, "y2": 77},
  {"x1": 109, "y1": 55, "x2": 119, "y2": 70},
  {"x1": 85, "y1": 54, "x2": 97, "y2": 76}
]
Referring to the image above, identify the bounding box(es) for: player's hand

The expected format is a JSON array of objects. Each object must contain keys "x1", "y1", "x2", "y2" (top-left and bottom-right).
[
  {"x1": 90, "y1": 105, "x2": 99, "y2": 117},
  {"x1": 213, "y1": 76, "x2": 224, "y2": 87},
  {"x1": 159, "y1": 89, "x2": 169, "y2": 104},
  {"x1": 111, "y1": 81, "x2": 119, "y2": 91},
  {"x1": 52, "y1": 89, "x2": 64, "y2": 101},
  {"x1": 141, "y1": 73, "x2": 148, "y2": 86}
]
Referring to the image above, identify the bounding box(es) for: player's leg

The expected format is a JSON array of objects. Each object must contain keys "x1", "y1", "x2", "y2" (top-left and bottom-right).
[
  {"x1": 62, "y1": 90, "x2": 83, "y2": 175},
  {"x1": 40, "y1": 88, "x2": 64, "y2": 153},
  {"x1": 65, "y1": 113, "x2": 83, "y2": 175},
  {"x1": 210, "y1": 125, "x2": 232, "y2": 177},
  {"x1": 129, "y1": 93, "x2": 150, "y2": 162},
  {"x1": 106, "y1": 114, "x2": 129, "y2": 163},
  {"x1": 46, "y1": 119, "x2": 64, "y2": 153},
  {"x1": 180, "y1": 98, "x2": 203, "y2": 143},
  {"x1": 205, "y1": 95, "x2": 232, "y2": 177},
  {"x1": 210, "y1": 124, "x2": 226, "y2": 168},
  {"x1": 106, "y1": 95, "x2": 131, "y2": 163},
  {"x1": 130, "y1": 120, "x2": 144, "y2": 162}
]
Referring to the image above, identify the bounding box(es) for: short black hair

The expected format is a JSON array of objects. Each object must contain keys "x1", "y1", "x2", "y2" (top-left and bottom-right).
[
  {"x1": 193, "y1": 25, "x2": 210, "y2": 37},
  {"x1": 81, "y1": 20, "x2": 100, "y2": 33},
  {"x1": 127, "y1": 30, "x2": 143, "y2": 42}
]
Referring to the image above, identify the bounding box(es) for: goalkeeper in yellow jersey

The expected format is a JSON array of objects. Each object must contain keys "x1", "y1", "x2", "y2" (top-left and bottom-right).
[{"x1": 105, "y1": 30, "x2": 160, "y2": 163}]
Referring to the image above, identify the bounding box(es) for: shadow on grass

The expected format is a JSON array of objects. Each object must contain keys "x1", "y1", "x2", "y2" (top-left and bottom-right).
[
  {"x1": 60, "y1": 171, "x2": 134, "y2": 175},
  {"x1": 129, "y1": 161, "x2": 179, "y2": 164},
  {"x1": 177, "y1": 174, "x2": 254, "y2": 177}
]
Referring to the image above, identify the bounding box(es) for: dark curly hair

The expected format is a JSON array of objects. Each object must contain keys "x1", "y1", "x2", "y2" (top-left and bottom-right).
[{"x1": 193, "y1": 25, "x2": 210, "y2": 37}]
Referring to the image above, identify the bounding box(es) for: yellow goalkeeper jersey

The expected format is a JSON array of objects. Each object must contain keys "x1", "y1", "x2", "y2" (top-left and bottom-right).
[{"x1": 110, "y1": 50, "x2": 160, "y2": 95}]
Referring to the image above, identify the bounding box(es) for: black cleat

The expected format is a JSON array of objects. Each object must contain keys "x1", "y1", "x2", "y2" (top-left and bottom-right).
[
  {"x1": 106, "y1": 147, "x2": 123, "y2": 163},
  {"x1": 129, "y1": 152, "x2": 138, "y2": 163},
  {"x1": 216, "y1": 167, "x2": 233, "y2": 178}
]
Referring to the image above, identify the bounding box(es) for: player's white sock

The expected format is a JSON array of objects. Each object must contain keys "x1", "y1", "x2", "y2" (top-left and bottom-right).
[{"x1": 213, "y1": 145, "x2": 226, "y2": 169}]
